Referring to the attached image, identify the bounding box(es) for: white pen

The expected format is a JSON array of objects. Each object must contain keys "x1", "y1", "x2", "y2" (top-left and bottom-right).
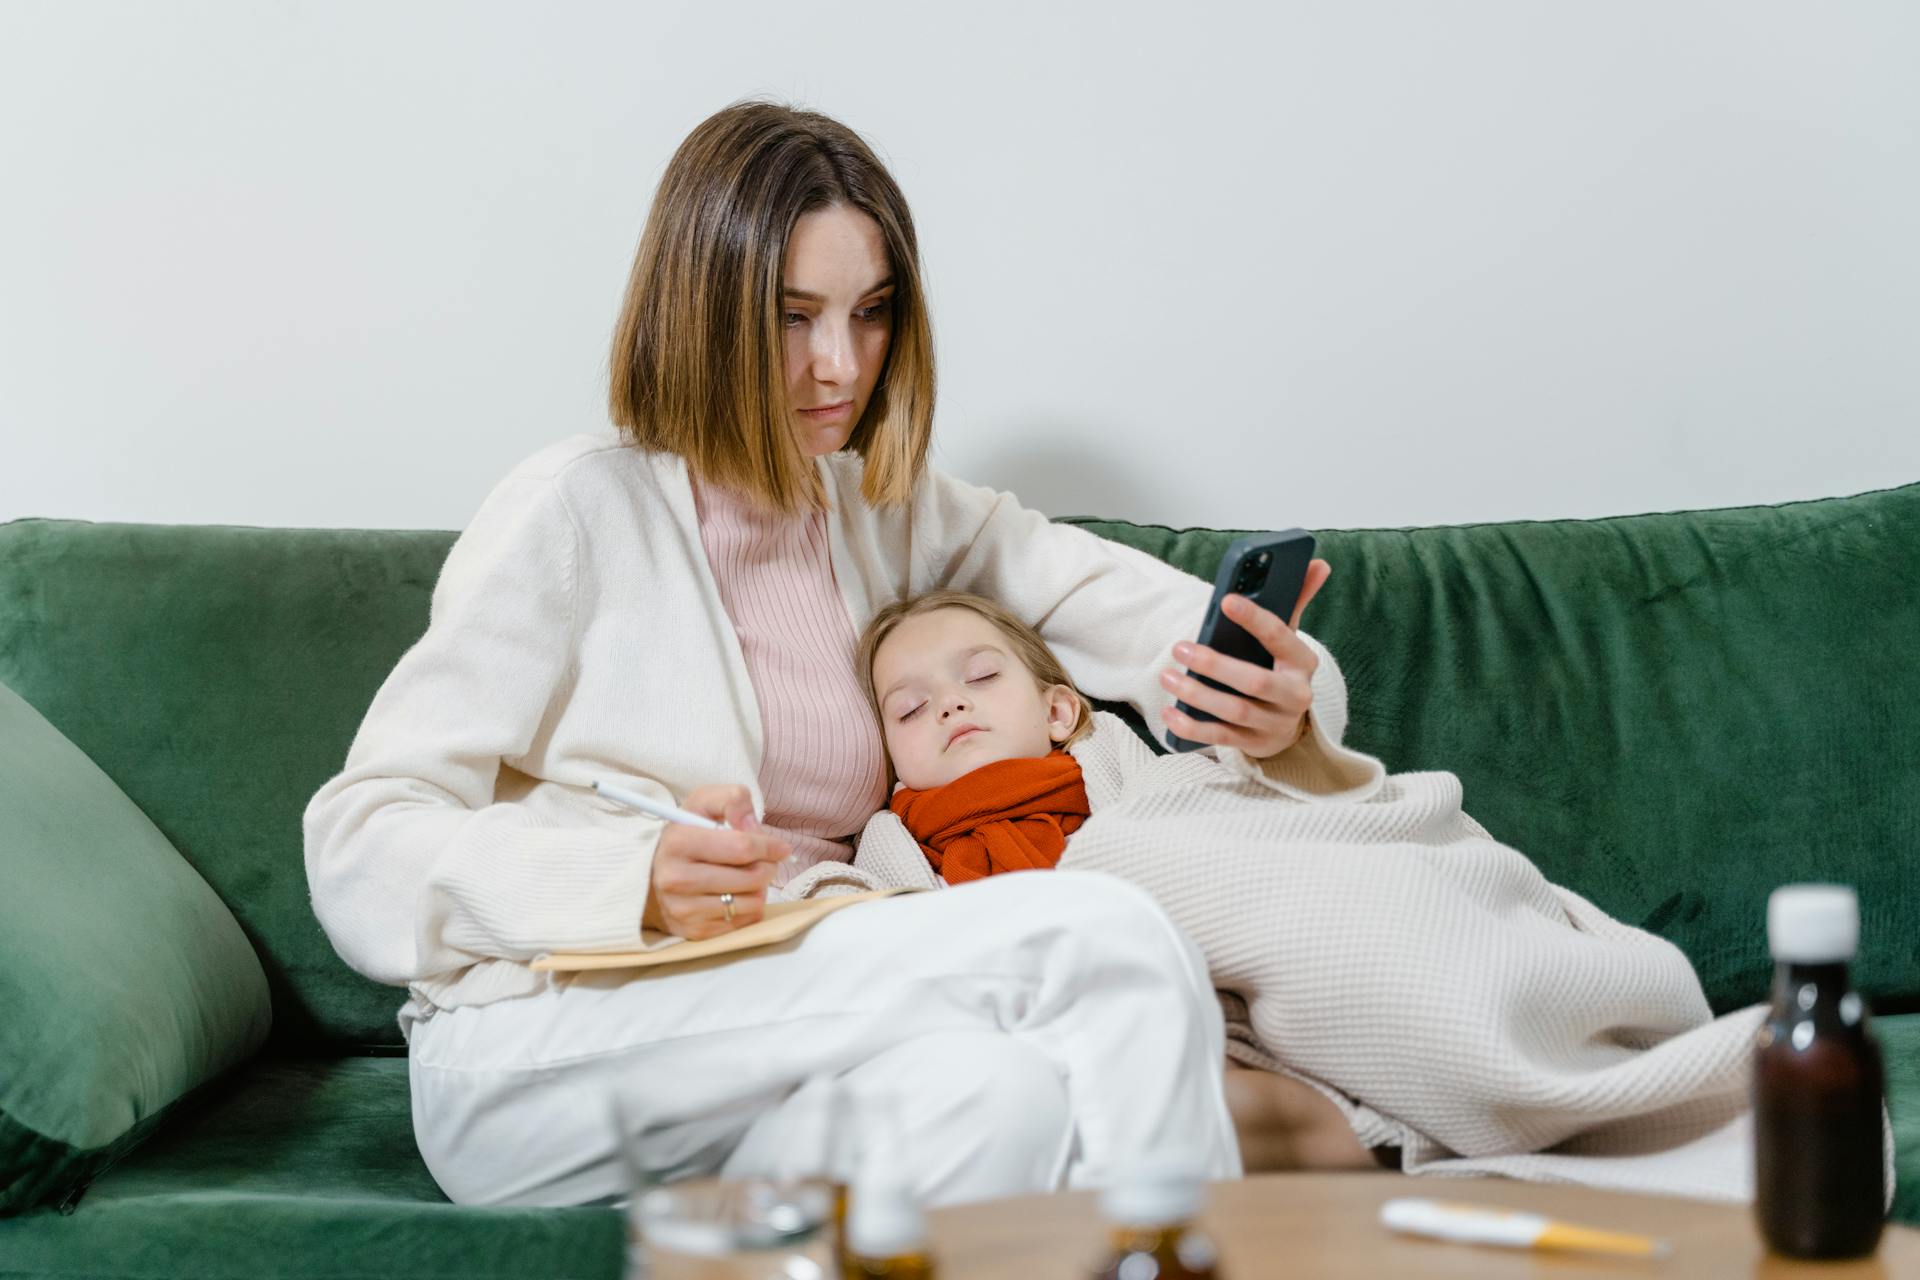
[
  {"x1": 591, "y1": 779, "x2": 727, "y2": 829},
  {"x1": 591, "y1": 781, "x2": 796, "y2": 869},
  {"x1": 1379, "y1": 1199, "x2": 1671, "y2": 1260}
]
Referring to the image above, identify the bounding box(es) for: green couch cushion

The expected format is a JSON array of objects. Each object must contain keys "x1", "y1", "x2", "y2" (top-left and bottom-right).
[
  {"x1": 0, "y1": 681, "x2": 271, "y2": 1215},
  {"x1": 1889, "y1": 1013, "x2": 1920, "y2": 1228},
  {"x1": 1889, "y1": 1011, "x2": 1920, "y2": 1227},
  {"x1": 0, "y1": 519, "x2": 454, "y2": 1054},
  {"x1": 1068, "y1": 479, "x2": 1920, "y2": 1016}
]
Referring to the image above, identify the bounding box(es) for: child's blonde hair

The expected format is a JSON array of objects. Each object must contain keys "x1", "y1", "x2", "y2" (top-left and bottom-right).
[{"x1": 857, "y1": 589, "x2": 1095, "y2": 746}]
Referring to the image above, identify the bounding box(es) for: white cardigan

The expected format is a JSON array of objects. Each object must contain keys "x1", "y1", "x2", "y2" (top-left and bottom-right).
[{"x1": 302, "y1": 432, "x2": 1357, "y2": 1014}]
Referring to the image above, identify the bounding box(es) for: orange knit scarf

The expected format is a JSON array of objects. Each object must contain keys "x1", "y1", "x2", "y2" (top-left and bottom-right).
[{"x1": 889, "y1": 749, "x2": 1090, "y2": 885}]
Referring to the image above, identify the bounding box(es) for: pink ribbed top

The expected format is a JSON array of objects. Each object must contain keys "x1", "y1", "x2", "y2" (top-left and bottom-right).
[{"x1": 691, "y1": 477, "x2": 889, "y2": 882}]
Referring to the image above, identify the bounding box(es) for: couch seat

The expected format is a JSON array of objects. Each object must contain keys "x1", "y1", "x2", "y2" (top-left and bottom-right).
[{"x1": 0, "y1": 1057, "x2": 623, "y2": 1280}]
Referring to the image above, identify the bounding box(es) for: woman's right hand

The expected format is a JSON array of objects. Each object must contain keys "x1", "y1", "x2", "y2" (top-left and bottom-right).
[{"x1": 643, "y1": 785, "x2": 793, "y2": 940}]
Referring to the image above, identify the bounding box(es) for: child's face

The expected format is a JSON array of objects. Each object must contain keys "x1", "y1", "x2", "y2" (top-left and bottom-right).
[{"x1": 870, "y1": 608, "x2": 1080, "y2": 790}]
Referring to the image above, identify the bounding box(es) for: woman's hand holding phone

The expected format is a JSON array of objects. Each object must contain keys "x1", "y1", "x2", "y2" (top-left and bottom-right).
[
  {"x1": 1159, "y1": 557, "x2": 1332, "y2": 759},
  {"x1": 642, "y1": 784, "x2": 793, "y2": 940}
]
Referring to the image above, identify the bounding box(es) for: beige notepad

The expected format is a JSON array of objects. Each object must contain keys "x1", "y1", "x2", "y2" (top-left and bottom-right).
[{"x1": 530, "y1": 888, "x2": 924, "y2": 972}]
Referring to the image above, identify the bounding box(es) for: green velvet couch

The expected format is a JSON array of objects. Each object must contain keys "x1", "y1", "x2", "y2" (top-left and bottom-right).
[{"x1": 2, "y1": 481, "x2": 1915, "y2": 1279}]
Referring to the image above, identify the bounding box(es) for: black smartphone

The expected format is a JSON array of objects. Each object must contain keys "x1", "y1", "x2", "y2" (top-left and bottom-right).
[{"x1": 1164, "y1": 529, "x2": 1318, "y2": 752}]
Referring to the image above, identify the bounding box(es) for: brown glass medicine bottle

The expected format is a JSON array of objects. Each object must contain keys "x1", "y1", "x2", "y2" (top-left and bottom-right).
[{"x1": 1753, "y1": 884, "x2": 1886, "y2": 1260}]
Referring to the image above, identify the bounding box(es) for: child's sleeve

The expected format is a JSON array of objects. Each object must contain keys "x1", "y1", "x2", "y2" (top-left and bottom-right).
[
  {"x1": 849, "y1": 809, "x2": 947, "y2": 891},
  {"x1": 774, "y1": 859, "x2": 886, "y2": 900}
]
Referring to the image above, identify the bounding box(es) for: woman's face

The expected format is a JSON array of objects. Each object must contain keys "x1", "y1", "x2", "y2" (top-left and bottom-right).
[{"x1": 782, "y1": 205, "x2": 895, "y2": 458}]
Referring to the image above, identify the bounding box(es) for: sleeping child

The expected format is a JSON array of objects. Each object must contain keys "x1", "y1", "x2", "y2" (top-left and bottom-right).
[{"x1": 802, "y1": 586, "x2": 1776, "y2": 1203}]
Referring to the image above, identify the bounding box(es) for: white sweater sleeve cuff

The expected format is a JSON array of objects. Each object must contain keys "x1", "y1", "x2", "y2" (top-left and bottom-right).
[
  {"x1": 1208, "y1": 631, "x2": 1386, "y2": 802},
  {"x1": 425, "y1": 809, "x2": 658, "y2": 959}
]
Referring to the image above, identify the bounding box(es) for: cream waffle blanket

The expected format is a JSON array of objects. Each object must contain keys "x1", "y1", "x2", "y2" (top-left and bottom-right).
[{"x1": 794, "y1": 711, "x2": 1776, "y2": 1201}]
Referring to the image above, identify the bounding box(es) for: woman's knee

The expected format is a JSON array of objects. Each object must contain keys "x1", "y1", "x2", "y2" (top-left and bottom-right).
[
  {"x1": 1024, "y1": 870, "x2": 1212, "y2": 985},
  {"x1": 1223, "y1": 1065, "x2": 1376, "y2": 1173},
  {"x1": 881, "y1": 1031, "x2": 1073, "y2": 1206}
]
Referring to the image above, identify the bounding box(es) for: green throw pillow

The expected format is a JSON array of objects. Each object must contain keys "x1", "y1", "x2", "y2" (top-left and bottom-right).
[{"x1": 0, "y1": 681, "x2": 271, "y2": 1214}]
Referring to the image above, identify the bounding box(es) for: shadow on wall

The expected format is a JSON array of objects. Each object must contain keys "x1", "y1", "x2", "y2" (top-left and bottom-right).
[{"x1": 965, "y1": 424, "x2": 1165, "y2": 524}]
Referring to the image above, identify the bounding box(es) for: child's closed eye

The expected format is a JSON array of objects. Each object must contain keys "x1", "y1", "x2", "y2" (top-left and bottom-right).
[{"x1": 897, "y1": 701, "x2": 927, "y2": 722}]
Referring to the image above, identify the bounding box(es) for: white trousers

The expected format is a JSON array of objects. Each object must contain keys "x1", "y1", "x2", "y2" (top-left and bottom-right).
[{"x1": 406, "y1": 870, "x2": 1242, "y2": 1207}]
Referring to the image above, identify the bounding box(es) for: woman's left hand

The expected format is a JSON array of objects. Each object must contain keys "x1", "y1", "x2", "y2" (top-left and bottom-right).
[{"x1": 1159, "y1": 559, "x2": 1332, "y2": 759}]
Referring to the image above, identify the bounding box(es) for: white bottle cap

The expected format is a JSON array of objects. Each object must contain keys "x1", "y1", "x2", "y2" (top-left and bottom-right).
[
  {"x1": 847, "y1": 1180, "x2": 927, "y2": 1260},
  {"x1": 1768, "y1": 884, "x2": 1859, "y2": 963},
  {"x1": 1099, "y1": 1171, "x2": 1205, "y2": 1228}
]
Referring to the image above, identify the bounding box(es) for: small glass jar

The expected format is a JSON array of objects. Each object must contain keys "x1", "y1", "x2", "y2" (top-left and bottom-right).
[{"x1": 1089, "y1": 1173, "x2": 1220, "y2": 1280}]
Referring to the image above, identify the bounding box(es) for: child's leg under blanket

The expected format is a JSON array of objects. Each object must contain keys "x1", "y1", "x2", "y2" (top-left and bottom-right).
[
  {"x1": 1065, "y1": 786, "x2": 1750, "y2": 1168},
  {"x1": 1222, "y1": 1063, "x2": 1382, "y2": 1171}
]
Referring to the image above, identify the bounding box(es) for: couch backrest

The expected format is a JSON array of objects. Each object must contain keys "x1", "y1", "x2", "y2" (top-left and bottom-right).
[
  {"x1": 0, "y1": 522, "x2": 453, "y2": 1052},
  {"x1": 3, "y1": 482, "x2": 1915, "y2": 1051}
]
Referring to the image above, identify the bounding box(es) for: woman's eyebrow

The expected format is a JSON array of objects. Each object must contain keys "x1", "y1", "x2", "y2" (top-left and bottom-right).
[{"x1": 783, "y1": 276, "x2": 895, "y2": 302}]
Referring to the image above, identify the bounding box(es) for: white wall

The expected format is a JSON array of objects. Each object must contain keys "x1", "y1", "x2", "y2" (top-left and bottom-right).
[{"x1": 3, "y1": 1, "x2": 1915, "y2": 533}]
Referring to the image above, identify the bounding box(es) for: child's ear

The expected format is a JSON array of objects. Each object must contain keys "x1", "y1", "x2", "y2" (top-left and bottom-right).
[{"x1": 1043, "y1": 685, "x2": 1081, "y2": 743}]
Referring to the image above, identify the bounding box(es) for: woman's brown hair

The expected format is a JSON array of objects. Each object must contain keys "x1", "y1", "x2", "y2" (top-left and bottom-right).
[
  {"x1": 608, "y1": 98, "x2": 936, "y2": 513},
  {"x1": 856, "y1": 590, "x2": 1095, "y2": 747}
]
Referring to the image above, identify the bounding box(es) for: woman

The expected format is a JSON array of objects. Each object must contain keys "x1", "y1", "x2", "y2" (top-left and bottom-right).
[{"x1": 303, "y1": 98, "x2": 1356, "y2": 1209}]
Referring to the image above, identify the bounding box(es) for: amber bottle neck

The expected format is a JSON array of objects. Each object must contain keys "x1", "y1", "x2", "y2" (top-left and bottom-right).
[{"x1": 1773, "y1": 959, "x2": 1851, "y2": 988}]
